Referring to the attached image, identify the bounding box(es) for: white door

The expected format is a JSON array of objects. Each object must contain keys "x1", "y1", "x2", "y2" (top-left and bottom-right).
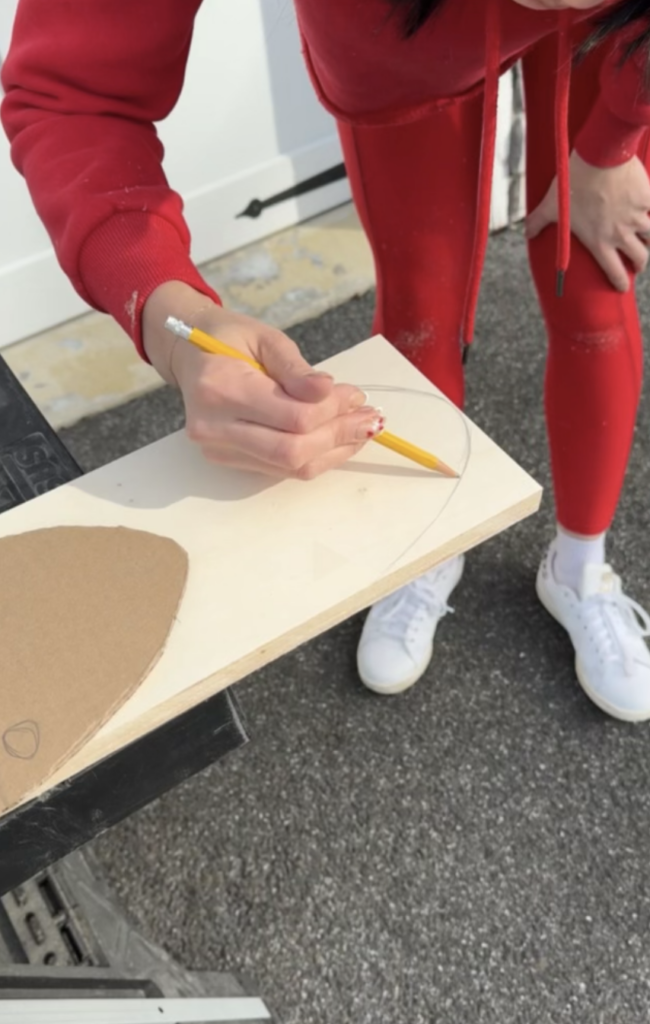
[{"x1": 0, "y1": 0, "x2": 350, "y2": 348}]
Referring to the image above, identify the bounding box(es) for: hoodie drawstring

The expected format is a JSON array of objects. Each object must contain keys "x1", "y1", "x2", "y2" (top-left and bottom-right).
[
  {"x1": 462, "y1": 0, "x2": 500, "y2": 348},
  {"x1": 462, "y1": 1, "x2": 573, "y2": 349}
]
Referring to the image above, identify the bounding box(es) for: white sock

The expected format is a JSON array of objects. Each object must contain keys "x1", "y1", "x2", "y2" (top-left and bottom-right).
[{"x1": 553, "y1": 526, "x2": 606, "y2": 593}]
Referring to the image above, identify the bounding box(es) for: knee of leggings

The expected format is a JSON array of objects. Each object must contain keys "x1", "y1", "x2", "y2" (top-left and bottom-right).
[{"x1": 547, "y1": 324, "x2": 628, "y2": 354}]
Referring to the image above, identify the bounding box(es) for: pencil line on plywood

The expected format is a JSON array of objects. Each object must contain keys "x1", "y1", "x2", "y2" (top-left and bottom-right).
[{"x1": 359, "y1": 385, "x2": 472, "y2": 571}]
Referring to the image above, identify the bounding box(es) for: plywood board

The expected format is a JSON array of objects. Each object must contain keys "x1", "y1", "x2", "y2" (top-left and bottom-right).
[{"x1": 0, "y1": 337, "x2": 542, "y2": 813}]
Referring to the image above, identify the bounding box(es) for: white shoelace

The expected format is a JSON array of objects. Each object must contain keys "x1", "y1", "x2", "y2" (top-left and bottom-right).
[
  {"x1": 372, "y1": 571, "x2": 454, "y2": 642},
  {"x1": 582, "y1": 590, "x2": 650, "y2": 673}
]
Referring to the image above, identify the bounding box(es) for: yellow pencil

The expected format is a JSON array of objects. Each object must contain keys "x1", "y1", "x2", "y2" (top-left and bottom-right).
[{"x1": 165, "y1": 317, "x2": 459, "y2": 478}]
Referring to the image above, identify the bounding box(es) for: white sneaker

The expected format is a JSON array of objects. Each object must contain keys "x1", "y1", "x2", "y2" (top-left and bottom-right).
[
  {"x1": 537, "y1": 542, "x2": 650, "y2": 722},
  {"x1": 357, "y1": 555, "x2": 464, "y2": 695}
]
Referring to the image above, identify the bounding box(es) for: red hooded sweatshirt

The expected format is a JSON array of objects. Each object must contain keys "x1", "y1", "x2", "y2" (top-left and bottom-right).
[{"x1": 2, "y1": 0, "x2": 649, "y2": 353}]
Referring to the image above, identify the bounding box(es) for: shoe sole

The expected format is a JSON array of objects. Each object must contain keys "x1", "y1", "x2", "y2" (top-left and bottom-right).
[
  {"x1": 536, "y1": 574, "x2": 650, "y2": 724},
  {"x1": 358, "y1": 641, "x2": 434, "y2": 696}
]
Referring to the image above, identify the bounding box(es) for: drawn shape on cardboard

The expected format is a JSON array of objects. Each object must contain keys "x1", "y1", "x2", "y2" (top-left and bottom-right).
[{"x1": 3, "y1": 720, "x2": 41, "y2": 760}]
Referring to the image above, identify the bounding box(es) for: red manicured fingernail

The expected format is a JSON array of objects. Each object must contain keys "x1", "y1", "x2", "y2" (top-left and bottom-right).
[{"x1": 366, "y1": 416, "x2": 385, "y2": 438}]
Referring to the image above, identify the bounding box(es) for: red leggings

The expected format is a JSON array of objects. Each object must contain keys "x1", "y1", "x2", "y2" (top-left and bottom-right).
[{"x1": 338, "y1": 34, "x2": 647, "y2": 535}]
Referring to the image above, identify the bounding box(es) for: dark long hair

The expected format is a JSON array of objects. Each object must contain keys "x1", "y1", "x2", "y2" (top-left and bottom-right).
[{"x1": 391, "y1": 0, "x2": 650, "y2": 63}]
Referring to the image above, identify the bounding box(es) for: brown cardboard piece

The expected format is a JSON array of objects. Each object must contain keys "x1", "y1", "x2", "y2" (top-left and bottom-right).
[{"x1": 0, "y1": 526, "x2": 188, "y2": 810}]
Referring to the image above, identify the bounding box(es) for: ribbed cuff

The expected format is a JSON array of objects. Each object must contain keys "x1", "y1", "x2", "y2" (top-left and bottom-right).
[
  {"x1": 575, "y1": 98, "x2": 646, "y2": 168},
  {"x1": 79, "y1": 212, "x2": 222, "y2": 358}
]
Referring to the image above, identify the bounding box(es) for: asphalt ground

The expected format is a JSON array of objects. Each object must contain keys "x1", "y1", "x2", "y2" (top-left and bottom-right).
[{"x1": 59, "y1": 227, "x2": 650, "y2": 1024}]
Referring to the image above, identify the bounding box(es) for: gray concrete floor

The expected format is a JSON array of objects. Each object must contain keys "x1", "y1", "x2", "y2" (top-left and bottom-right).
[{"x1": 61, "y1": 229, "x2": 650, "y2": 1024}]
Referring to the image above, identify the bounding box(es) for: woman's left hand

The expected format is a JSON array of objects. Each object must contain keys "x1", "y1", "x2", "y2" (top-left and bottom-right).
[{"x1": 526, "y1": 150, "x2": 650, "y2": 293}]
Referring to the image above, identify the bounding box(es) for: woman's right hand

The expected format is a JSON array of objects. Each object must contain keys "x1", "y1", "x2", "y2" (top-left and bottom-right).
[{"x1": 142, "y1": 281, "x2": 384, "y2": 479}]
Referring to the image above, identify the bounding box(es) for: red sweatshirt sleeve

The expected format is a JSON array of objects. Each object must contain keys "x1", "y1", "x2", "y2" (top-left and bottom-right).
[
  {"x1": 575, "y1": 27, "x2": 650, "y2": 168},
  {"x1": 0, "y1": 0, "x2": 221, "y2": 356}
]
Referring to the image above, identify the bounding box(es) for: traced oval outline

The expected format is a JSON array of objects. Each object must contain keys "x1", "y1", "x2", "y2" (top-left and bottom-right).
[{"x1": 3, "y1": 720, "x2": 40, "y2": 760}]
